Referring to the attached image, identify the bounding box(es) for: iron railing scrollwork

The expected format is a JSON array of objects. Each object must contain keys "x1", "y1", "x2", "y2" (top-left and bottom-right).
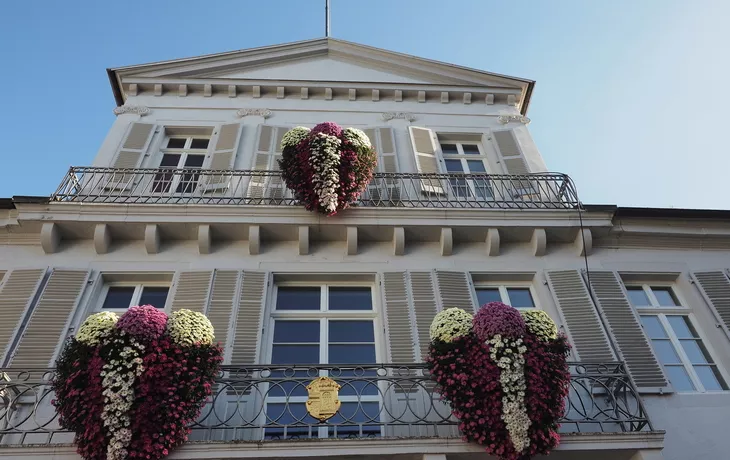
[
  {"x1": 51, "y1": 167, "x2": 580, "y2": 210},
  {"x1": 0, "y1": 362, "x2": 652, "y2": 445}
]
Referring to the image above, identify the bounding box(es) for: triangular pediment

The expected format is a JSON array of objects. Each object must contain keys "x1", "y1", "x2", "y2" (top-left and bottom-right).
[{"x1": 112, "y1": 38, "x2": 529, "y2": 89}]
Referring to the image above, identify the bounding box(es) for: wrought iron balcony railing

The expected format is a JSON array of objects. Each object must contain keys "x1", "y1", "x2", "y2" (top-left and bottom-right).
[
  {"x1": 0, "y1": 362, "x2": 653, "y2": 446},
  {"x1": 51, "y1": 167, "x2": 580, "y2": 209}
]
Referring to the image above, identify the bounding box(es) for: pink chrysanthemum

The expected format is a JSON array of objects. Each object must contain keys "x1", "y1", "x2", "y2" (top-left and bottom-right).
[
  {"x1": 310, "y1": 121, "x2": 343, "y2": 137},
  {"x1": 116, "y1": 305, "x2": 168, "y2": 341},
  {"x1": 473, "y1": 302, "x2": 526, "y2": 340}
]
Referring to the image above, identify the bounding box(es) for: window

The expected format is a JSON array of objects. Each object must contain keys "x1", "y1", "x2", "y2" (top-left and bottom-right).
[
  {"x1": 439, "y1": 141, "x2": 493, "y2": 199},
  {"x1": 152, "y1": 136, "x2": 210, "y2": 193},
  {"x1": 100, "y1": 284, "x2": 170, "y2": 312},
  {"x1": 475, "y1": 285, "x2": 536, "y2": 309},
  {"x1": 266, "y1": 284, "x2": 380, "y2": 439},
  {"x1": 627, "y1": 284, "x2": 728, "y2": 392}
]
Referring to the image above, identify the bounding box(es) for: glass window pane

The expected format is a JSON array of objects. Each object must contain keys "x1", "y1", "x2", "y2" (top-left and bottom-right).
[
  {"x1": 273, "y1": 321, "x2": 320, "y2": 343},
  {"x1": 328, "y1": 401, "x2": 381, "y2": 438},
  {"x1": 466, "y1": 160, "x2": 486, "y2": 173},
  {"x1": 440, "y1": 144, "x2": 458, "y2": 155},
  {"x1": 102, "y1": 286, "x2": 135, "y2": 309},
  {"x1": 329, "y1": 287, "x2": 372, "y2": 311},
  {"x1": 265, "y1": 403, "x2": 314, "y2": 440},
  {"x1": 665, "y1": 365, "x2": 696, "y2": 391},
  {"x1": 159, "y1": 153, "x2": 181, "y2": 167},
  {"x1": 271, "y1": 344, "x2": 319, "y2": 364},
  {"x1": 640, "y1": 316, "x2": 668, "y2": 338},
  {"x1": 681, "y1": 340, "x2": 710, "y2": 364},
  {"x1": 476, "y1": 288, "x2": 502, "y2": 307},
  {"x1": 652, "y1": 287, "x2": 678, "y2": 307},
  {"x1": 276, "y1": 287, "x2": 321, "y2": 310},
  {"x1": 444, "y1": 159, "x2": 464, "y2": 172},
  {"x1": 462, "y1": 144, "x2": 480, "y2": 155},
  {"x1": 652, "y1": 339, "x2": 682, "y2": 364},
  {"x1": 694, "y1": 366, "x2": 727, "y2": 391},
  {"x1": 190, "y1": 138, "x2": 210, "y2": 149},
  {"x1": 184, "y1": 154, "x2": 205, "y2": 167},
  {"x1": 166, "y1": 138, "x2": 186, "y2": 149},
  {"x1": 507, "y1": 288, "x2": 534, "y2": 309},
  {"x1": 667, "y1": 316, "x2": 696, "y2": 339},
  {"x1": 138, "y1": 287, "x2": 169, "y2": 309},
  {"x1": 329, "y1": 321, "x2": 374, "y2": 343},
  {"x1": 626, "y1": 287, "x2": 651, "y2": 306},
  {"x1": 329, "y1": 344, "x2": 376, "y2": 364}
]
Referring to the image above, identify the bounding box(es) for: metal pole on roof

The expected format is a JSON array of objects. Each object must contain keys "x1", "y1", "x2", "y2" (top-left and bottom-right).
[{"x1": 325, "y1": 0, "x2": 330, "y2": 37}]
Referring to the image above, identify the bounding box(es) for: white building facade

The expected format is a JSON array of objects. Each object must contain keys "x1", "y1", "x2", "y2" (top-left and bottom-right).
[{"x1": 1, "y1": 38, "x2": 730, "y2": 460}]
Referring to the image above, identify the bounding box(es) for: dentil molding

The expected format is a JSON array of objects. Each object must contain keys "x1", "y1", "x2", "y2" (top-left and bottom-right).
[
  {"x1": 382, "y1": 112, "x2": 417, "y2": 122},
  {"x1": 498, "y1": 115, "x2": 530, "y2": 125},
  {"x1": 113, "y1": 105, "x2": 150, "y2": 116},
  {"x1": 236, "y1": 108, "x2": 273, "y2": 119}
]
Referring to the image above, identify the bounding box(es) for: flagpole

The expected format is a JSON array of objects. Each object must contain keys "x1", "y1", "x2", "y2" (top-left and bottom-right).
[{"x1": 325, "y1": 0, "x2": 330, "y2": 37}]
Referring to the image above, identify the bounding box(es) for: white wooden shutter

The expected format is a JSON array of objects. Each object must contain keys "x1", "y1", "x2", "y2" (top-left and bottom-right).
[
  {"x1": 230, "y1": 271, "x2": 267, "y2": 364},
  {"x1": 206, "y1": 270, "x2": 240, "y2": 363},
  {"x1": 408, "y1": 126, "x2": 444, "y2": 195},
  {"x1": 0, "y1": 269, "x2": 46, "y2": 366},
  {"x1": 247, "y1": 125, "x2": 287, "y2": 200},
  {"x1": 587, "y1": 271, "x2": 668, "y2": 390},
  {"x1": 691, "y1": 271, "x2": 730, "y2": 339},
  {"x1": 492, "y1": 129, "x2": 529, "y2": 175},
  {"x1": 545, "y1": 270, "x2": 615, "y2": 362},
  {"x1": 169, "y1": 271, "x2": 214, "y2": 313},
  {"x1": 382, "y1": 272, "x2": 415, "y2": 363},
  {"x1": 434, "y1": 270, "x2": 476, "y2": 312},
  {"x1": 8, "y1": 269, "x2": 89, "y2": 368},
  {"x1": 410, "y1": 271, "x2": 438, "y2": 361},
  {"x1": 108, "y1": 122, "x2": 156, "y2": 188},
  {"x1": 202, "y1": 123, "x2": 242, "y2": 191},
  {"x1": 365, "y1": 127, "x2": 401, "y2": 204}
]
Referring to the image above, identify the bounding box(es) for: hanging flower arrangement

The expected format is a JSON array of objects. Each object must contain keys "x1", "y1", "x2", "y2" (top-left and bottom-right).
[
  {"x1": 279, "y1": 122, "x2": 377, "y2": 215},
  {"x1": 427, "y1": 303, "x2": 571, "y2": 460},
  {"x1": 52, "y1": 306, "x2": 222, "y2": 460}
]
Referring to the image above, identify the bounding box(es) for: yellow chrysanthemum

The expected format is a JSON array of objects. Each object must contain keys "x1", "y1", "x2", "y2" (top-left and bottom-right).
[
  {"x1": 76, "y1": 312, "x2": 119, "y2": 346},
  {"x1": 429, "y1": 307, "x2": 473, "y2": 342},
  {"x1": 520, "y1": 309, "x2": 558, "y2": 341},
  {"x1": 166, "y1": 309, "x2": 215, "y2": 346}
]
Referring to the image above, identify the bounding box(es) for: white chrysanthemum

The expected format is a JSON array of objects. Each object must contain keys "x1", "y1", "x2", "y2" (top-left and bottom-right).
[
  {"x1": 76, "y1": 312, "x2": 119, "y2": 346},
  {"x1": 309, "y1": 133, "x2": 342, "y2": 213},
  {"x1": 342, "y1": 127, "x2": 372, "y2": 149},
  {"x1": 429, "y1": 307, "x2": 473, "y2": 342},
  {"x1": 167, "y1": 309, "x2": 215, "y2": 346},
  {"x1": 281, "y1": 126, "x2": 311, "y2": 149}
]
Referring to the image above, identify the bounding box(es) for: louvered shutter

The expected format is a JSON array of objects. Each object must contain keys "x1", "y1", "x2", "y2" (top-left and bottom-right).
[
  {"x1": 691, "y1": 271, "x2": 730, "y2": 339},
  {"x1": 365, "y1": 127, "x2": 401, "y2": 204},
  {"x1": 169, "y1": 271, "x2": 214, "y2": 313},
  {"x1": 545, "y1": 270, "x2": 615, "y2": 362},
  {"x1": 247, "y1": 125, "x2": 287, "y2": 201},
  {"x1": 435, "y1": 271, "x2": 476, "y2": 312},
  {"x1": 8, "y1": 269, "x2": 89, "y2": 368},
  {"x1": 109, "y1": 122, "x2": 156, "y2": 188},
  {"x1": 410, "y1": 271, "x2": 438, "y2": 361},
  {"x1": 587, "y1": 271, "x2": 668, "y2": 390},
  {"x1": 493, "y1": 129, "x2": 529, "y2": 175},
  {"x1": 408, "y1": 126, "x2": 444, "y2": 195},
  {"x1": 202, "y1": 123, "x2": 242, "y2": 191},
  {"x1": 0, "y1": 269, "x2": 46, "y2": 366},
  {"x1": 230, "y1": 271, "x2": 267, "y2": 364},
  {"x1": 206, "y1": 270, "x2": 239, "y2": 362},
  {"x1": 382, "y1": 272, "x2": 415, "y2": 363}
]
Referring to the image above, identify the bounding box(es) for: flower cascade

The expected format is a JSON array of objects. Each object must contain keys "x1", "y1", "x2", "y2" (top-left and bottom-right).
[
  {"x1": 279, "y1": 121, "x2": 377, "y2": 215},
  {"x1": 427, "y1": 302, "x2": 571, "y2": 460},
  {"x1": 52, "y1": 307, "x2": 222, "y2": 460}
]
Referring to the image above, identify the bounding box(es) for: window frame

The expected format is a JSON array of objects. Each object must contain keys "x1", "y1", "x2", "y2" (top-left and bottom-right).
[
  {"x1": 152, "y1": 134, "x2": 212, "y2": 194},
  {"x1": 472, "y1": 282, "x2": 540, "y2": 311},
  {"x1": 97, "y1": 282, "x2": 172, "y2": 314},
  {"x1": 627, "y1": 283, "x2": 730, "y2": 393},
  {"x1": 438, "y1": 140, "x2": 493, "y2": 200}
]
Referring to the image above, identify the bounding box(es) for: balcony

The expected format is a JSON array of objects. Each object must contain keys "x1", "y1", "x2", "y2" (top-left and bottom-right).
[
  {"x1": 51, "y1": 167, "x2": 579, "y2": 210},
  {"x1": 1, "y1": 362, "x2": 655, "y2": 449}
]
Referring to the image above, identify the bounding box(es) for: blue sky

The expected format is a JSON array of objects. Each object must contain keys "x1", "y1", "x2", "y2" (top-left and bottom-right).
[{"x1": 1, "y1": 0, "x2": 728, "y2": 209}]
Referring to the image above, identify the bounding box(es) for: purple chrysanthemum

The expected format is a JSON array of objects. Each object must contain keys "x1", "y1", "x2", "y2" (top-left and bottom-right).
[
  {"x1": 116, "y1": 305, "x2": 168, "y2": 341},
  {"x1": 473, "y1": 302, "x2": 526, "y2": 340},
  {"x1": 310, "y1": 121, "x2": 343, "y2": 137}
]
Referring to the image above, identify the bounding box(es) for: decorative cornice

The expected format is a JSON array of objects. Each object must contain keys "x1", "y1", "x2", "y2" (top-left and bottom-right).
[
  {"x1": 498, "y1": 115, "x2": 530, "y2": 125},
  {"x1": 113, "y1": 105, "x2": 150, "y2": 117},
  {"x1": 382, "y1": 112, "x2": 417, "y2": 122},
  {"x1": 236, "y1": 108, "x2": 272, "y2": 119}
]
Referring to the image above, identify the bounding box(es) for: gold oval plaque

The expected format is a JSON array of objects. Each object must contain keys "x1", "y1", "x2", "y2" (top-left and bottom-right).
[{"x1": 305, "y1": 376, "x2": 341, "y2": 421}]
